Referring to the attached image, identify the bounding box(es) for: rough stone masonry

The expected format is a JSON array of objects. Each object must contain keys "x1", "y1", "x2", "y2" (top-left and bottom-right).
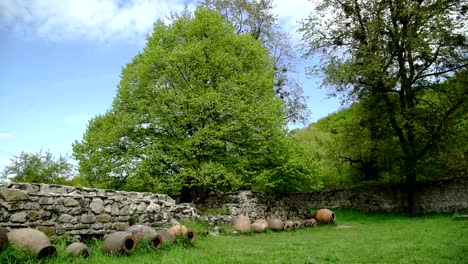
[{"x1": 0, "y1": 182, "x2": 198, "y2": 237}]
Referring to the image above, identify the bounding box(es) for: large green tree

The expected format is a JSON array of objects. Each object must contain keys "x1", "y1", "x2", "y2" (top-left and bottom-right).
[
  {"x1": 202, "y1": 0, "x2": 310, "y2": 124},
  {"x1": 73, "y1": 8, "x2": 321, "y2": 199},
  {"x1": 1, "y1": 149, "x2": 74, "y2": 184},
  {"x1": 300, "y1": 0, "x2": 467, "y2": 214}
]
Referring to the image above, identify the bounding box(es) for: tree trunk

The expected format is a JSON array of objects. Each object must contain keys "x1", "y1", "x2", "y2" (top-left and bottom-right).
[{"x1": 404, "y1": 158, "x2": 421, "y2": 216}]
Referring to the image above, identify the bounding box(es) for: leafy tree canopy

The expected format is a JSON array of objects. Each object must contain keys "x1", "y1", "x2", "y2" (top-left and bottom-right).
[
  {"x1": 73, "y1": 7, "x2": 321, "y2": 198},
  {"x1": 1, "y1": 149, "x2": 74, "y2": 184}
]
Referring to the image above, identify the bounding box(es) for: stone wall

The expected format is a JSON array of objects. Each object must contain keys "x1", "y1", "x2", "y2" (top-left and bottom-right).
[
  {"x1": 0, "y1": 182, "x2": 198, "y2": 237},
  {"x1": 195, "y1": 177, "x2": 468, "y2": 222}
]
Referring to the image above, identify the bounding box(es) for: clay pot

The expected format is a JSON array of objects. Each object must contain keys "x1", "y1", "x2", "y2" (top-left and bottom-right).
[
  {"x1": 168, "y1": 225, "x2": 196, "y2": 243},
  {"x1": 303, "y1": 218, "x2": 317, "y2": 227},
  {"x1": 0, "y1": 227, "x2": 7, "y2": 253},
  {"x1": 7, "y1": 228, "x2": 56, "y2": 259},
  {"x1": 293, "y1": 220, "x2": 304, "y2": 229},
  {"x1": 312, "y1": 209, "x2": 336, "y2": 224},
  {"x1": 251, "y1": 219, "x2": 268, "y2": 233},
  {"x1": 267, "y1": 219, "x2": 283, "y2": 231},
  {"x1": 103, "y1": 231, "x2": 136, "y2": 255},
  {"x1": 127, "y1": 225, "x2": 163, "y2": 249},
  {"x1": 233, "y1": 211, "x2": 251, "y2": 233},
  {"x1": 66, "y1": 242, "x2": 91, "y2": 258},
  {"x1": 283, "y1": 220, "x2": 294, "y2": 231},
  {"x1": 157, "y1": 229, "x2": 175, "y2": 244}
]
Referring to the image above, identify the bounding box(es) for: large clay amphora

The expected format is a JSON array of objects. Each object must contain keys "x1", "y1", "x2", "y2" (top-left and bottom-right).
[
  {"x1": 168, "y1": 225, "x2": 196, "y2": 243},
  {"x1": 312, "y1": 209, "x2": 336, "y2": 224},
  {"x1": 158, "y1": 229, "x2": 176, "y2": 244},
  {"x1": 251, "y1": 219, "x2": 269, "y2": 233},
  {"x1": 66, "y1": 242, "x2": 91, "y2": 258},
  {"x1": 7, "y1": 228, "x2": 56, "y2": 259},
  {"x1": 127, "y1": 224, "x2": 163, "y2": 249},
  {"x1": 233, "y1": 210, "x2": 251, "y2": 233},
  {"x1": 267, "y1": 219, "x2": 283, "y2": 231},
  {"x1": 103, "y1": 231, "x2": 136, "y2": 255}
]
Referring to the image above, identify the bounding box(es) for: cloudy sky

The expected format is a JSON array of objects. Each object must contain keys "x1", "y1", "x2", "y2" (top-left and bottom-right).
[{"x1": 0, "y1": 0, "x2": 340, "y2": 171}]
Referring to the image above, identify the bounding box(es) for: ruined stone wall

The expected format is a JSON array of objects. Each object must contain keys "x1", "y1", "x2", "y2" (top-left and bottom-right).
[
  {"x1": 196, "y1": 177, "x2": 468, "y2": 222},
  {"x1": 0, "y1": 182, "x2": 198, "y2": 237}
]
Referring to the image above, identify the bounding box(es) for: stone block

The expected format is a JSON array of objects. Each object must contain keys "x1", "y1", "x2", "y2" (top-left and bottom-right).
[
  {"x1": 39, "y1": 197, "x2": 54, "y2": 205},
  {"x1": 27, "y1": 211, "x2": 41, "y2": 221},
  {"x1": 0, "y1": 187, "x2": 28, "y2": 201},
  {"x1": 64, "y1": 197, "x2": 79, "y2": 207},
  {"x1": 97, "y1": 214, "x2": 112, "y2": 223},
  {"x1": 58, "y1": 213, "x2": 74, "y2": 223},
  {"x1": 90, "y1": 198, "x2": 104, "y2": 214},
  {"x1": 10, "y1": 212, "x2": 28, "y2": 222},
  {"x1": 112, "y1": 222, "x2": 128, "y2": 231},
  {"x1": 37, "y1": 226, "x2": 56, "y2": 237},
  {"x1": 80, "y1": 214, "x2": 96, "y2": 224}
]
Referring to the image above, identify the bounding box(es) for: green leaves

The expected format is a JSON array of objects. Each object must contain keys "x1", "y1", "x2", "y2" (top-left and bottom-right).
[
  {"x1": 73, "y1": 7, "x2": 321, "y2": 197},
  {"x1": 2, "y1": 149, "x2": 74, "y2": 184}
]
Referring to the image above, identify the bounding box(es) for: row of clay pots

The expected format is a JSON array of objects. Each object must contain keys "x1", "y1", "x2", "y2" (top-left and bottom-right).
[
  {"x1": 234, "y1": 209, "x2": 336, "y2": 234},
  {"x1": 103, "y1": 224, "x2": 196, "y2": 255},
  {"x1": 1, "y1": 224, "x2": 196, "y2": 259}
]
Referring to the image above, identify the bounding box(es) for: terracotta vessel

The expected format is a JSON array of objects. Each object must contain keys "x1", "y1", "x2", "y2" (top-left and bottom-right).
[
  {"x1": 312, "y1": 209, "x2": 336, "y2": 224},
  {"x1": 251, "y1": 219, "x2": 268, "y2": 233},
  {"x1": 7, "y1": 228, "x2": 56, "y2": 259},
  {"x1": 283, "y1": 220, "x2": 294, "y2": 231},
  {"x1": 127, "y1": 225, "x2": 163, "y2": 249},
  {"x1": 103, "y1": 231, "x2": 136, "y2": 255},
  {"x1": 303, "y1": 218, "x2": 317, "y2": 227},
  {"x1": 293, "y1": 220, "x2": 304, "y2": 229},
  {"x1": 66, "y1": 242, "x2": 91, "y2": 258},
  {"x1": 0, "y1": 227, "x2": 7, "y2": 253},
  {"x1": 158, "y1": 229, "x2": 176, "y2": 244},
  {"x1": 233, "y1": 211, "x2": 251, "y2": 233},
  {"x1": 267, "y1": 219, "x2": 283, "y2": 231},
  {"x1": 168, "y1": 225, "x2": 196, "y2": 243}
]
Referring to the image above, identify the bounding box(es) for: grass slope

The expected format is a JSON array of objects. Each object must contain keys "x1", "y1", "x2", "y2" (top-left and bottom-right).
[{"x1": 1, "y1": 209, "x2": 467, "y2": 263}]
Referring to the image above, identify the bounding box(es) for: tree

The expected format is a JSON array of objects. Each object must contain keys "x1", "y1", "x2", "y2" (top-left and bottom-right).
[
  {"x1": 1, "y1": 149, "x2": 74, "y2": 184},
  {"x1": 300, "y1": 0, "x2": 467, "y2": 214},
  {"x1": 73, "y1": 8, "x2": 321, "y2": 199},
  {"x1": 201, "y1": 0, "x2": 310, "y2": 124}
]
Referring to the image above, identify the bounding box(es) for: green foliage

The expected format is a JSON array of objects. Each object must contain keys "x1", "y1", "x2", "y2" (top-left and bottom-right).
[
  {"x1": 202, "y1": 0, "x2": 310, "y2": 124},
  {"x1": 293, "y1": 73, "x2": 468, "y2": 188},
  {"x1": 1, "y1": 149, "x2": 75, "y2": 184},
  {"x1": 73, "y1": 7, "x2": 321, "y2": 197},
  {"x1": 300, "y1": 0, "x2": 467, "y2": 213}
]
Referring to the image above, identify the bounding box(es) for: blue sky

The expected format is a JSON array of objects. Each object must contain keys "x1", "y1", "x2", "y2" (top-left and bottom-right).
[{"x1": 0, "y1": 0, "x2": 340, "y2": 171}]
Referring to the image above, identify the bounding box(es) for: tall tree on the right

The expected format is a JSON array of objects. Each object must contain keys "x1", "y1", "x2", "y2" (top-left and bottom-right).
[{"x1": 300, "y1": 0, "x2": 467, "y2": 215}]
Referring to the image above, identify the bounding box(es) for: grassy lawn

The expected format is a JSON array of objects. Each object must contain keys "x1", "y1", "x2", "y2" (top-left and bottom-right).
[{"x1": 1, "y1": 209, "x2": 467, "y2": 263}]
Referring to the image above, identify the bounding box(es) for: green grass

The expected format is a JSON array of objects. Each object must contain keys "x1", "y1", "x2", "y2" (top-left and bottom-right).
[{"x1": 1, "y1": 209, "x2": 467, "y2": 263}]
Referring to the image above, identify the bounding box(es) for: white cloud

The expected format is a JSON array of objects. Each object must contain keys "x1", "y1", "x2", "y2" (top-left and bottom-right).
[
  {"x1": 0, "y1": 0, "x2": 196, "y2": 42},
  {"x1": 0, "y1": 133, "x2": 14, "y2": 141}
]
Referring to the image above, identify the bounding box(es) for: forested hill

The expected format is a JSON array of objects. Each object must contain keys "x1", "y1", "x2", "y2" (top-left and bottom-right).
[{"x1": 291, "y1": 73, "x2": 468, "y2": 189}]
